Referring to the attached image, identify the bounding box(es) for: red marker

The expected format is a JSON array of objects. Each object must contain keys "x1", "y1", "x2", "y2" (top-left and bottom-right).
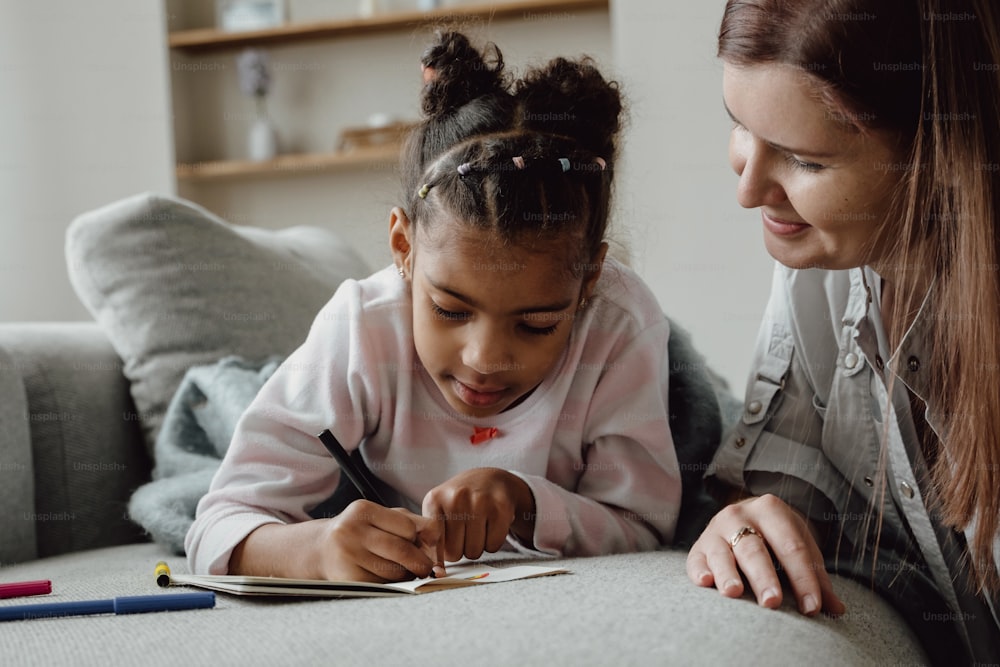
[{"x1": 0, "y1": 580, "x2": 52, "y2": 599}]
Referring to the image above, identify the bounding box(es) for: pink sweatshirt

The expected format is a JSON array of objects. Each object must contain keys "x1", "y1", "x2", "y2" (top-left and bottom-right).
[{"x1": 186, "y1": 259, "x2": 681, "y2": 574}]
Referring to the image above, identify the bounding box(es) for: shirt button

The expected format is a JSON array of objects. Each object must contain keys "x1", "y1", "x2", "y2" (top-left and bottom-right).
[
  {"x1": 864, "y1": 476, "x2": 874, "y2": 487},
  {"x1": 900, "y1": 481, "x2": 915, "y2": 499},
  {"x1": 734, "y1": 437, "x2": 746, "y2": 449},
  {"x1": 907, "y1": 356, "x2": 920, "y2": 372},
  {"x1": 875, "y1": 355, "x2": 885, "y2": 371},
  {"x1": 746, "y1": 400, "x2": 763, "y2": 415},
  {"x1": 844, "y1": 353, "x2": 859, "y2": 369}
]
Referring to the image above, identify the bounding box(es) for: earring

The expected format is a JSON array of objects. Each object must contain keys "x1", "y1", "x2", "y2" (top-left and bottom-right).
[
  {"x1": 578, "y1": 297, "x2": 587, "y2": 310},
  {"x1": 397, "y1": 266, "x2": 405, "y2": 278}
]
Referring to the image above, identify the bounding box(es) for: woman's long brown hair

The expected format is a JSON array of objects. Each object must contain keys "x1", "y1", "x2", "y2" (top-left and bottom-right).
[{"x1": 719, "y1": 0, "x2": 1000, "y2": 595}]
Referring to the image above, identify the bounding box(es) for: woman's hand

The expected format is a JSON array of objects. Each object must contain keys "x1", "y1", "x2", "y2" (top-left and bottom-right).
[
  {"x1": 422, "y1": 467, "x2": 536, "y2": 562},
  {"x1": 685, "y1": 494, "x2": 846, "y2": 617},
  {"x1": 230, "y1": 500, "x2": 441, "y2": 583}
]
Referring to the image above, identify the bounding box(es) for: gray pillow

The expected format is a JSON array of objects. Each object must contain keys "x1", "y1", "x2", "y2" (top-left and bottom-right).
[{"x1": 66, "y1": 192, "x2": 371, "y2": 454}]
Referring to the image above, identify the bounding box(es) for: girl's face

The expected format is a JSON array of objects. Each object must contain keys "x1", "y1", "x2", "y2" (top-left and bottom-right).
[
  {"x1": 391, "y1": 210, "x2": 601, "y2": 418},
  {"x1": 722, "y1": 63, "x2": 907, "y2": 271}
]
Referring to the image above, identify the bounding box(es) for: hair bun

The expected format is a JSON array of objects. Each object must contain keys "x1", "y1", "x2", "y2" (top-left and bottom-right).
[
  {"x1": 516, "y1": 57, "x2": 623, "y2": 159},
  {"x1": 420, "y1": 31, "x2": 508, "y2": 118}
]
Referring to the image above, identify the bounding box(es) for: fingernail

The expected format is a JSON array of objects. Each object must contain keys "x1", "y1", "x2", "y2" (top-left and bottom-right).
[
  {"x1": 802, "y1": 593, "x2": 818, "y2": 615},
  {"x1": 698, "y1": 571, "x2": 712, "y2": 584},
  {"x1": 723, "y1": 578, "x2": 741, "y2": 593},
  {"x1": 761, "y1": 587, "x2": 779, "y2": 606}
]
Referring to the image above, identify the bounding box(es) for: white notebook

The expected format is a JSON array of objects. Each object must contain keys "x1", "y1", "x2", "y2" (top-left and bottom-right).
[{"x1": 164, "y1": 562, "x2": 569, "y2": 598}]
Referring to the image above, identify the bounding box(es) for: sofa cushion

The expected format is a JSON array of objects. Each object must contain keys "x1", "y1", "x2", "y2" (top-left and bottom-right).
[
  {"x1": 65, "y1": 192, "x2": 371, "y2": 453},
  {"x1": 0, "y1": 345, "x2": 36, "y2": 563},
  {"x1": 0, "y1": 322, "x2": 150, "y2": 560}
]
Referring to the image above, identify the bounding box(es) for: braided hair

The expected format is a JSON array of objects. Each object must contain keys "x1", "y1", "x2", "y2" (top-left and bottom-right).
[{"x1": 400, "y1": 32, "x2": 623, "y2": 274}]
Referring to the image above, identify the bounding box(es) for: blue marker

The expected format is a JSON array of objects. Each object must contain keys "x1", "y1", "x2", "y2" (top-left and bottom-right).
[{"x1": 0, "y1": 592, "x2": 215, "y2": 622}]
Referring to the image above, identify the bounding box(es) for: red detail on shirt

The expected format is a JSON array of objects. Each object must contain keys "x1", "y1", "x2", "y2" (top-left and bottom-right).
[{"x1": 470, "y1": 426, "x2": 498, "y2": 445}]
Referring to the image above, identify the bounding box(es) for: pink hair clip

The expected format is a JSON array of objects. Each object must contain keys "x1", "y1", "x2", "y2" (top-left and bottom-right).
[
  {"x1": 457, "y1": 162, "x2": 472, "y2": 176},
  {"x1": 594, "y1": 157, "x2": 607, "y2": 170}
]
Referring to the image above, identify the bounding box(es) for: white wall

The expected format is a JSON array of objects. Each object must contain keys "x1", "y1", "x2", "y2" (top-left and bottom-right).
[
  {"x1": 0, "y1": 0, "x2": 768, "y2": 390},
  {"x1": 169, "y1": 2, "x2": 613, "y2": 275},
  {"x1": 0, "y1": 0, "x2": 175, "y2": 321},
  {"x1": 611, "y1": 1, "x2": 774, "y2": 391}
]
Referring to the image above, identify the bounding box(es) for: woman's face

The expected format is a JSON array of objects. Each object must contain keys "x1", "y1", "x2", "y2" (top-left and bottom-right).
[{"x1": 723, "y1": 63, "x2": 908, "y2": 271}]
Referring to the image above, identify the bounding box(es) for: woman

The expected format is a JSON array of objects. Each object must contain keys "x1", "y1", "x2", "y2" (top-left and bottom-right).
[{"x1": 687, "y1": 1, "x2": 1000, "y2": 663}]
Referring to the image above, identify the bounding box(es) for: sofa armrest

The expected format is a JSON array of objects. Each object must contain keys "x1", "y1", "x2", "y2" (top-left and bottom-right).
[{"x1": 0, "y1": 322, "x2": 150, "y2": 563}]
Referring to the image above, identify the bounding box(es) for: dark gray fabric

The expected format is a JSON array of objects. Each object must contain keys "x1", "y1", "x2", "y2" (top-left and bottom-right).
[
  {"x1": 0, "y1": 345, "x2": 36, "y2": 564},
  {"x1": 665, "y1": 317, "x2": 741, "y2": 546},
  {"x1": 0, "y1": 323, "x2": 149, "y2": 560},
  {"x1": 65, "y1": 192, "x2": 371, "y2": 454}
]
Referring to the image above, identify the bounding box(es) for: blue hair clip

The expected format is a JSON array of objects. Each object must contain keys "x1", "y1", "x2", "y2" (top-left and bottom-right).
[
  {"x1": 558, "y1": 157, "x2": 571, "y2": 172},
  {"x1": 457, "y1": 163, "x2": 472, "y2": 176}
]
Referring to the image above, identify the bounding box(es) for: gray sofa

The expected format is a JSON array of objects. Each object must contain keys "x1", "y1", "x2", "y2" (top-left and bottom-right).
[{"x1": 0, "y1": 194, "x2": 930, "y2": 665}]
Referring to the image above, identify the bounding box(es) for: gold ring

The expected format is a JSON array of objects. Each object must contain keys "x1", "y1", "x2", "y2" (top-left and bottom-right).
[{"x1": 730, "y1": 525, "x2": 762, "y2": 548}]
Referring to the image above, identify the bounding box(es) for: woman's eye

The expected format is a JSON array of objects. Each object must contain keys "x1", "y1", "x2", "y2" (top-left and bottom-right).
[
  {"x1": 432, "y1": 303, "x2": 469, "y2": 321},
  {"x1": 784, "y1": 153, "x2": 825, "y2": 172}
]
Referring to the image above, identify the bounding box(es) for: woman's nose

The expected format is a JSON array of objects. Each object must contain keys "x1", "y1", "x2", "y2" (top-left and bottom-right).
[{"x1": 730, "y1": 131, "x2": 787, "y2": 209}]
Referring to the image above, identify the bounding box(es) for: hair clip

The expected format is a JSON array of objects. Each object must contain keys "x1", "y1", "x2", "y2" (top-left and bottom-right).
[
  {"x1": 512, "y1": 156, "x2": 526, "y2": 170},
  {"x1": 418, "y1": 183, "x2": 431, "y2": 199},
  {"x1": 594, "y1": 157, "x2": 607, "y2": 170},
  {"x1": 457, "y1": 162, "x2": 472, "y2": 176},
  {"x1": 558, "y1": 157, "x2": 571, "y2": 172}
]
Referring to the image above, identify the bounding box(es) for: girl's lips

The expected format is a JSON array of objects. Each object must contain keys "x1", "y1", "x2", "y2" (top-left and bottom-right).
[
  {"x1": 452, "y1": 379, "x2": 507, "y2": 407},
  {"x1": 761, "y1": 210, "x2": 811, "y2": 236}
]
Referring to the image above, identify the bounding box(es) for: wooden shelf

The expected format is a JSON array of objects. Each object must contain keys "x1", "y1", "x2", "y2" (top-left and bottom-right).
[
  {"x1": 169, "y1": 0, "x2": 609, "y2": 53},
  {"x1": 176, "y1": 143, "x2": 403, "y2": 182}
]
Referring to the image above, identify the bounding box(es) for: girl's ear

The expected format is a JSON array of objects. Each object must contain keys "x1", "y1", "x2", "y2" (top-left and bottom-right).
[
  {"x1": 580, "y1": 242, "x2": 609, "y2": 302},
  {"x1": 389, "y1": 207, "x2": 414, "y2": 278}
]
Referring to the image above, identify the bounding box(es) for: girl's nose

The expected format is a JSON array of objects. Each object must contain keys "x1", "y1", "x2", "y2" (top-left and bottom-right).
[
  {"x1": 461, "y1": 322, "x2": 511, "y2": 375},
  {"x1": 730, "y1": 131, "x2": 787, "y2": 210}
]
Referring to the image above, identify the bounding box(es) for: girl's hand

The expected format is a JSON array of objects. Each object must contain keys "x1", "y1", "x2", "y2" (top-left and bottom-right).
[
  {"x1": 316, "y1": 500, "x2": 442, "y2": 582},
  {"x1": 421, "y1": 467, "x2": 536, "y2": 562},
  {"x1": 230, "y1": 500, "x2": 441, "y2": 583},
  {"x1": 685, "y1": 494, "x2": 846, "y2": 617}
]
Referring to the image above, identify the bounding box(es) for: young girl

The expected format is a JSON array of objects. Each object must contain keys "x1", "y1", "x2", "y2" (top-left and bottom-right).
[{"x1": 186, "y1": 32, "x2": 682, "y2": 582}]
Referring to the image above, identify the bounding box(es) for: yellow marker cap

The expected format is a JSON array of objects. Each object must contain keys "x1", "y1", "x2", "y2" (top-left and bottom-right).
[{"x1": 154, "y1": 561, "x2": 171, "y2": 588}]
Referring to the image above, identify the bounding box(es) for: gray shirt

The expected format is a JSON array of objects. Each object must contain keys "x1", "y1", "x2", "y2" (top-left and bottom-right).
[{"x1": 709, "y1": 263, "x2": 999, "y2": 658}]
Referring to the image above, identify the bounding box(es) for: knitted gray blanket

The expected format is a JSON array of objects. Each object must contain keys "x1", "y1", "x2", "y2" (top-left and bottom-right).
[{"x1": 128, "y1": 356, "x2": 282, "y2": 554}]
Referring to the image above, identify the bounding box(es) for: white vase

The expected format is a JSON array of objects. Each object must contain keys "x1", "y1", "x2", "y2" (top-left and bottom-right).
[{"x1": 249, "y1": 116, "x2": 277, "y2": 161}]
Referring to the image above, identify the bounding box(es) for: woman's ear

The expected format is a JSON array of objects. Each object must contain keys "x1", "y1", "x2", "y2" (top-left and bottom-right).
[
  {"x1": 389, "y1": 207, "x2": 414, "y2": 278},
  {"x1": 580, "y1": 242, "x2": 609, "y2": 302}
]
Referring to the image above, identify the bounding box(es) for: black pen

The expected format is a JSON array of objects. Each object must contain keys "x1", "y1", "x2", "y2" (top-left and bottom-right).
[
  {"x1": 316, "y1": 429, "x2": 387, "y2": 506},
  {"x1": 317, "y1": 429, "x2": 445, "y2": 577}
]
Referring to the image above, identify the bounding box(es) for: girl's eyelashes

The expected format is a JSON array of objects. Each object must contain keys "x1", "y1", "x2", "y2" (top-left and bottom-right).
[
  {"x1": 521, "y1": 322, "x2": 559, "y2": 336},
  {"x1": 431, "y1": 303, "x2": 470, "y2": 321},
  {"x1": 783, "y1": 153, "x2": 825, "y2": 172},
  {"x1": 430, "y1": 301, "x2": 560, "y2": 335}
]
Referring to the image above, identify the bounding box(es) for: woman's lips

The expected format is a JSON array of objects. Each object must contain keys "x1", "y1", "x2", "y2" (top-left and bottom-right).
[
  {"x1": 761, "y1": 210, "x2": 811, "y2": 236},
  {"x1": 452, "y1": 379, "x2": 507, "y2": 407}
]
